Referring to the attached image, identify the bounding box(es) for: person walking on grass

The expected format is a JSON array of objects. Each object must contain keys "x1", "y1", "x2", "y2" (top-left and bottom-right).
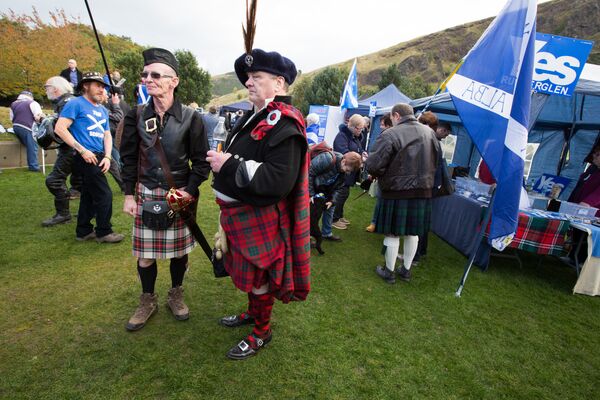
[
  {"x1": 41, "y1": 76, "x2": 82, "y2": 227},
  {"x1": 10, "y1": 90, "x2": 44, "y2": 172},
  {"x1": 120, "y1": 48, "x2": 210, "y2": 331},
  {"x1": 366, "y1": 103, "x2": 440, "y2": 284},
  {"x1": 54, "y1": 72, "x2": 125, "y2": 245}
]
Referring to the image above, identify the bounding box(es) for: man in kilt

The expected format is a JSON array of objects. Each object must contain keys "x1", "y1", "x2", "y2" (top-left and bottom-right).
[
  {"x1": 365, "y1": 103, "x2": 440, "y2": 284},
  {"x1": 207, "y1": 48, "x2": 311, "y2": 360},
  {"x1": 120, "y1": 48, "x2": 210, "y2": 331}
]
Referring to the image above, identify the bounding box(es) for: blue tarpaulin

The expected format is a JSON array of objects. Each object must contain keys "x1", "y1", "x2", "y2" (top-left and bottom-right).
[{"x1": 411, "y1": 63, "x2": 600, "y2": 199}]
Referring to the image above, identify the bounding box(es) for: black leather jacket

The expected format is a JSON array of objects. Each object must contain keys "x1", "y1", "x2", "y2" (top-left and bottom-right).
[{"x1": 120, "y1": 99, "x2": 210, "y2": 197}]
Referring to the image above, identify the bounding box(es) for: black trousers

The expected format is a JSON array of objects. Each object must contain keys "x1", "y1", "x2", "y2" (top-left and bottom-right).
[
  {"x1": 332, "y1": 185, "x2": 350, "y2": 221},
  {"x1": 45, "y1": 146, "x2": 83, "y2": 215},
  {"x1": 74, "y1": 154, "x2": 113, "y2": 238}
]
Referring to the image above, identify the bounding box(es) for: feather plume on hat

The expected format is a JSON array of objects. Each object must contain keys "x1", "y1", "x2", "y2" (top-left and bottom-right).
[{"x1": 242, "y1": 0, "x2": 258, "y2": 65}]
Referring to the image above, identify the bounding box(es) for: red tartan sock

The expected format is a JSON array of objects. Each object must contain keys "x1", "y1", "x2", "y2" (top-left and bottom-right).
[
  {"x1": 239, "y1": 292, "x2": 254, "y2": 319},
  {"x1": 250, "y1": 292, "x2": 274, "y2": 339}
]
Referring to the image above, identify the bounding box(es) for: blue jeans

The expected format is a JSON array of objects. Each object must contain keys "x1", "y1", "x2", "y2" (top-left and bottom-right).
[
  {"x1": 13, "y1": 125, "x2": 39, "y2": 171},
  {"x1": 321, "y1": 206, "x2": 335, "y2": 237}
]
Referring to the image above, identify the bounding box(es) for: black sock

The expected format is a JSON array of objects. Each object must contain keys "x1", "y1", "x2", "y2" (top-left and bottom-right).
[
  {"x1": 170, "y1": 255, "x2": 188, "y2": 288},
  {"x1": 138, "y1": 261, "x2": 157, "y2": 294}
]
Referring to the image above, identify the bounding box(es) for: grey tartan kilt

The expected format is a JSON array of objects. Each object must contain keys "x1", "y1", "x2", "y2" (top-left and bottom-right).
[{"x1": 132, "y1": 183, "x2": 196, "y2": 259}]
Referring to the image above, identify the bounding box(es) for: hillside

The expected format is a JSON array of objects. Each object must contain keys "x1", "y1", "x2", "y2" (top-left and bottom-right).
[
  {"x1": 211, "y1": 72, "x2": 244, "y2": 97},
  {"x1": 209, "y1": 0, "x2": 599, "y2": 106}
]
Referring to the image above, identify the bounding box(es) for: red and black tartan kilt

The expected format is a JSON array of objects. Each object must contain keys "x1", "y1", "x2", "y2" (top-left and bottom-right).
[
  {"x1": 132, "y1": 183, "x2": 196, "y2": 259},
  {"x1": 219, "y1": 200, "x2": 284, "y2": 292}
]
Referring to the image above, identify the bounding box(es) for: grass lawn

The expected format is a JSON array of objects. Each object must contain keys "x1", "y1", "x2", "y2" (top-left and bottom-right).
[{"x1": 1, "y1": 169, "x2": 599, "y2": 399}]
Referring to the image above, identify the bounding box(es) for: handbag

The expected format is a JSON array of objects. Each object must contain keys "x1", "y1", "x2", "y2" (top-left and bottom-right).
[{"x1": 141, "y1": 200, "x2": 174, "y2": 230}]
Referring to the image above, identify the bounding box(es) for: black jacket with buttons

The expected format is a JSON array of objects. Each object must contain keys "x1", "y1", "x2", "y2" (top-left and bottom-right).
[
  {"x1": 212, "y1": 96, "x2": 306, "y2": 207},
  {"x1": 120, "y1": 98, "x2": 210, "y2": 197}
]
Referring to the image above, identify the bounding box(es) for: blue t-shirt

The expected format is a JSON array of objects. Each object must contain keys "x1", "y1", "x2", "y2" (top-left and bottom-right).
[{"x1": 60, "y1": 96, "x2": 109, "y2": 153}]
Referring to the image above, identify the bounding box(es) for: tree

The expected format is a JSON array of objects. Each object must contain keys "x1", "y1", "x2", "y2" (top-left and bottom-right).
[
  {"x1": 174, "y1": 50, "x2": 211, "y2": 106},
  {"x1": 113, "y1": 50, "x2": 144, "y2": 104},
  {"x1": 292, "y1": 67, "x2": 347, "y2": 115},
  {"x1": 378, "y1": 64, "x2": 433, "y2": 99}
]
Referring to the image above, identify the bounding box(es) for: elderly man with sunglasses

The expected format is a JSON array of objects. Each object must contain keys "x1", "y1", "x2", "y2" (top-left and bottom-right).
[{"x1": 119, "y1": 48, "x2": 210, "y2": 331}]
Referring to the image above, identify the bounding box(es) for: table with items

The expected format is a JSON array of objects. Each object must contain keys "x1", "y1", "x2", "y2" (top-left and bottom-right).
[{"x1": 431, "y1": 187, "x2": 600, "y2": 296}]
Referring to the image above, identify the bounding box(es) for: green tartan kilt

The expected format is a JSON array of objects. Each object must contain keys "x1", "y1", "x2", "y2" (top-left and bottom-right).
[{"x1": 375, "y1": 198, "x2": 432, "y2": 236}]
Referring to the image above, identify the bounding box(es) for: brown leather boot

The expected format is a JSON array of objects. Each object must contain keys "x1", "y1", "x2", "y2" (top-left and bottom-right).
[
  {"x1": 126, "y1": 293, "x2": 158, "y2": 331},
  {"x1": 166, "y1": 286, "x2": 189, "y2": 321}
]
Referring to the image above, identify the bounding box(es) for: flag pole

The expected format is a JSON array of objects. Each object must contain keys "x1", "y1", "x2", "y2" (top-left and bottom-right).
[
  {"x1": 417, "y1": 58, "x2": 464, "y2": 117},
  {"x1": 455, "y1": 187, "x2": 496, "y2": 297},
  {"x1": 83, "y1": 0, "x2": 114, "y2": 92}
]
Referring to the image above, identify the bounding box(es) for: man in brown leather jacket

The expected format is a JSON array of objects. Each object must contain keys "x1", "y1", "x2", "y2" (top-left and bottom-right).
[
  {"x1": 120, "y1": 48, "x2": 210, "y2": 331},
  {"x1": 366, "y1": 103, "x2": 440, "y2": 284}
]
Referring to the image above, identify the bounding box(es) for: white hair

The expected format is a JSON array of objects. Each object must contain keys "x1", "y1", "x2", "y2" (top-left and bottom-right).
[
  {"x1": 306, "y1": 113, "x2": 320, "y2": 126},
  {"x1": 46, "y1": 76, "x2": 74, "y2": 96}
]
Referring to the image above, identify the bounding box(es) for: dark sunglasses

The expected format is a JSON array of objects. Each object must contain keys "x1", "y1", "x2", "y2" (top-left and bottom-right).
[{"x1": 140, "y1": 71, "x2": 173, "y2": 80}]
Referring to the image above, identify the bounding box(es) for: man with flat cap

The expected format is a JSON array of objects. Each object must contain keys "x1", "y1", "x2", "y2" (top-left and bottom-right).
[
  {"x1": 120, "y1": 48, "x2": 210, "y2": 331},
  {"x1": 55, "y1": 72, "x2": 125, "y2": 243},
  {"x1": 207, "y1": 46, "x2": 311, "y2": 360}
]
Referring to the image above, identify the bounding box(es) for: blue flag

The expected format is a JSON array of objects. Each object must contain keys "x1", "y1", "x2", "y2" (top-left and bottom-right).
[
  {"x1": 340, "y1": 59, "x2": 358, "y2": 110},
  {"x1": 446, "y1": 0, "x2": 537, "y2": 248}
]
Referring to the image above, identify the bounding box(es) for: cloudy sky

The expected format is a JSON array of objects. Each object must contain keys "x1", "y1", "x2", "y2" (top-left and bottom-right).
[{"x1": 1, "y1": 0, "x2": 551, "y2": 75}]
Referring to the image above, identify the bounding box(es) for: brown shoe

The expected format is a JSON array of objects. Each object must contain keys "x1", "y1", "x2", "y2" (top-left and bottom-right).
[
  {"x1": 339, "y1": 217, "x2": 351, "y2": 225},
  {"x1": 365, "y1": 223, "x2": 375, "y2": 232},
  {"x1": 126, "y1": 293, "x2": 158, "y2": 331},
  {"x1": 332, "y1": 221, "x2": 348, "y2": 230},
  {"x1": 76, "y1": 232, "x2": 96, "y2": 241},
  {"x1": 96, "y1": 232, "x2": 124, "y2": 243},
  {"x1": 167, "y1": 286, "x2": 189, "y2": 321}
]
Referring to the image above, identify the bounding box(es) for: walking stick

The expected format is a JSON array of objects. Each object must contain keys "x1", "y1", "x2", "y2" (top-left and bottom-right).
[{"x1": 83, "y1": 0, "x2": 115, "y2": 92}]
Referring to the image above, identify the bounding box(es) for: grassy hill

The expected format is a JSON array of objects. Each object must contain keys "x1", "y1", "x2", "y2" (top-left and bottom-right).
[
  {"x1": 211, "y1": 72, "x2": 244, "y2": 98},
  {"x1": 210, "y1": 0, "x2": 599, "y2": 106}
]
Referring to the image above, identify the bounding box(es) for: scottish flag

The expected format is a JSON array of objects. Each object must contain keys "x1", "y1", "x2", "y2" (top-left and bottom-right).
[
  {"x1": 340, "y1": 59, "x2": 358, "y2": 110},
  {"x1": 446, "y1": 0, "x2": 537, "y2": 249}
]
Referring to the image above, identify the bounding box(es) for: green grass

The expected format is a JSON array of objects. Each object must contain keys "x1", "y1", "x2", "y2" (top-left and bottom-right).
[{"x1": 1, "y1": 169, "x2": 599, "y2": 399}]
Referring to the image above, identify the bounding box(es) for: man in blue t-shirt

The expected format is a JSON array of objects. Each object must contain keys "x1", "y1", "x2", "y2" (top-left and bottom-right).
[{"x1": 55, "y1": 71, "x2": 124, "y2": 243}]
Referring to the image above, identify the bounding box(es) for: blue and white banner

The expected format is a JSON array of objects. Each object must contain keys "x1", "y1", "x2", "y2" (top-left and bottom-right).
[
  {"x1": 531, "y1": 173, "x2": 572, "y2": 197},
  {"x1": 533, "y1": 33, "x2": 594, "y2": 96},
  {"x1": 446, "y1": 0, "x2": 537, "y2": 249},
  {"x1": 340, "y1": 59, "x2": 358, "y2": 110}
]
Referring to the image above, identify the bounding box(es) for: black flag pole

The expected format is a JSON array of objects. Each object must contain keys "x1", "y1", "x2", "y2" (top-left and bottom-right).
[
  {"x1": 83, "y1": 0, "x2": 114, "y2": 92},
  {"x1": 455, "y1": 187, "x2": 496, "y2": 297}
]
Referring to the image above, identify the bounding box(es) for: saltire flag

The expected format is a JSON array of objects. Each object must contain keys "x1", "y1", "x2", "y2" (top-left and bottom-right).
[
  {"x1": 446, "y1": 0, "x2": 537, "y2": 249},
  {"x1": 340, "y1": 59, "x2": 358, "y2": 110},
  {"x1": 137, "y1": 84, "x2": 150, "y2": 105}
]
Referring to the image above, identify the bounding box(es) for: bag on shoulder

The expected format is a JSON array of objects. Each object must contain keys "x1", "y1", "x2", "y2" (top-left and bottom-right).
[{"x1": 141, "y1": 200, "x2": 174, "y2": 230}]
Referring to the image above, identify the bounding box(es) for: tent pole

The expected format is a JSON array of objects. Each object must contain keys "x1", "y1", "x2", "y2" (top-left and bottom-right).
[{"x1": 455, "y1": 189, "x2": 496, "y2": 297}]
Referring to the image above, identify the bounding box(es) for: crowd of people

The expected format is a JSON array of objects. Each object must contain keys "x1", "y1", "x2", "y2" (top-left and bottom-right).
[
  {"x1": 6, "y1": 41, "x2": 455, "y2": 360},
  {"x1": 8, "y1": 29, "x2": 599, "y2": 363}
]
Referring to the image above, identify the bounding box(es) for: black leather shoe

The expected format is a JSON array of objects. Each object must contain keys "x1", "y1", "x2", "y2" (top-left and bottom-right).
[
  {"x1": 41, "y1": 213, "x2": 72, "y2": 227},
  {"x1": 226, "y1": 332, "x2": 272, "y2": 360},
  {"x1": 323, "y1": 235, "x2": 342, "y2": 242},
  {"x1": 375, "y1": 265, "x2": 396, "y2": 284},
  {"x1": 397, "y1": 266, "x2": 412, "y2": 282},
  {"x1": 220, "y1": 313, "x2": 255, "y2": 327}
]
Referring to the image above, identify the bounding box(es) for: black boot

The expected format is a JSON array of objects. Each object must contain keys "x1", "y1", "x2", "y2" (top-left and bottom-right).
[{"x1": 42, "y1": 199, "x2": 72, "y2": 227}]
